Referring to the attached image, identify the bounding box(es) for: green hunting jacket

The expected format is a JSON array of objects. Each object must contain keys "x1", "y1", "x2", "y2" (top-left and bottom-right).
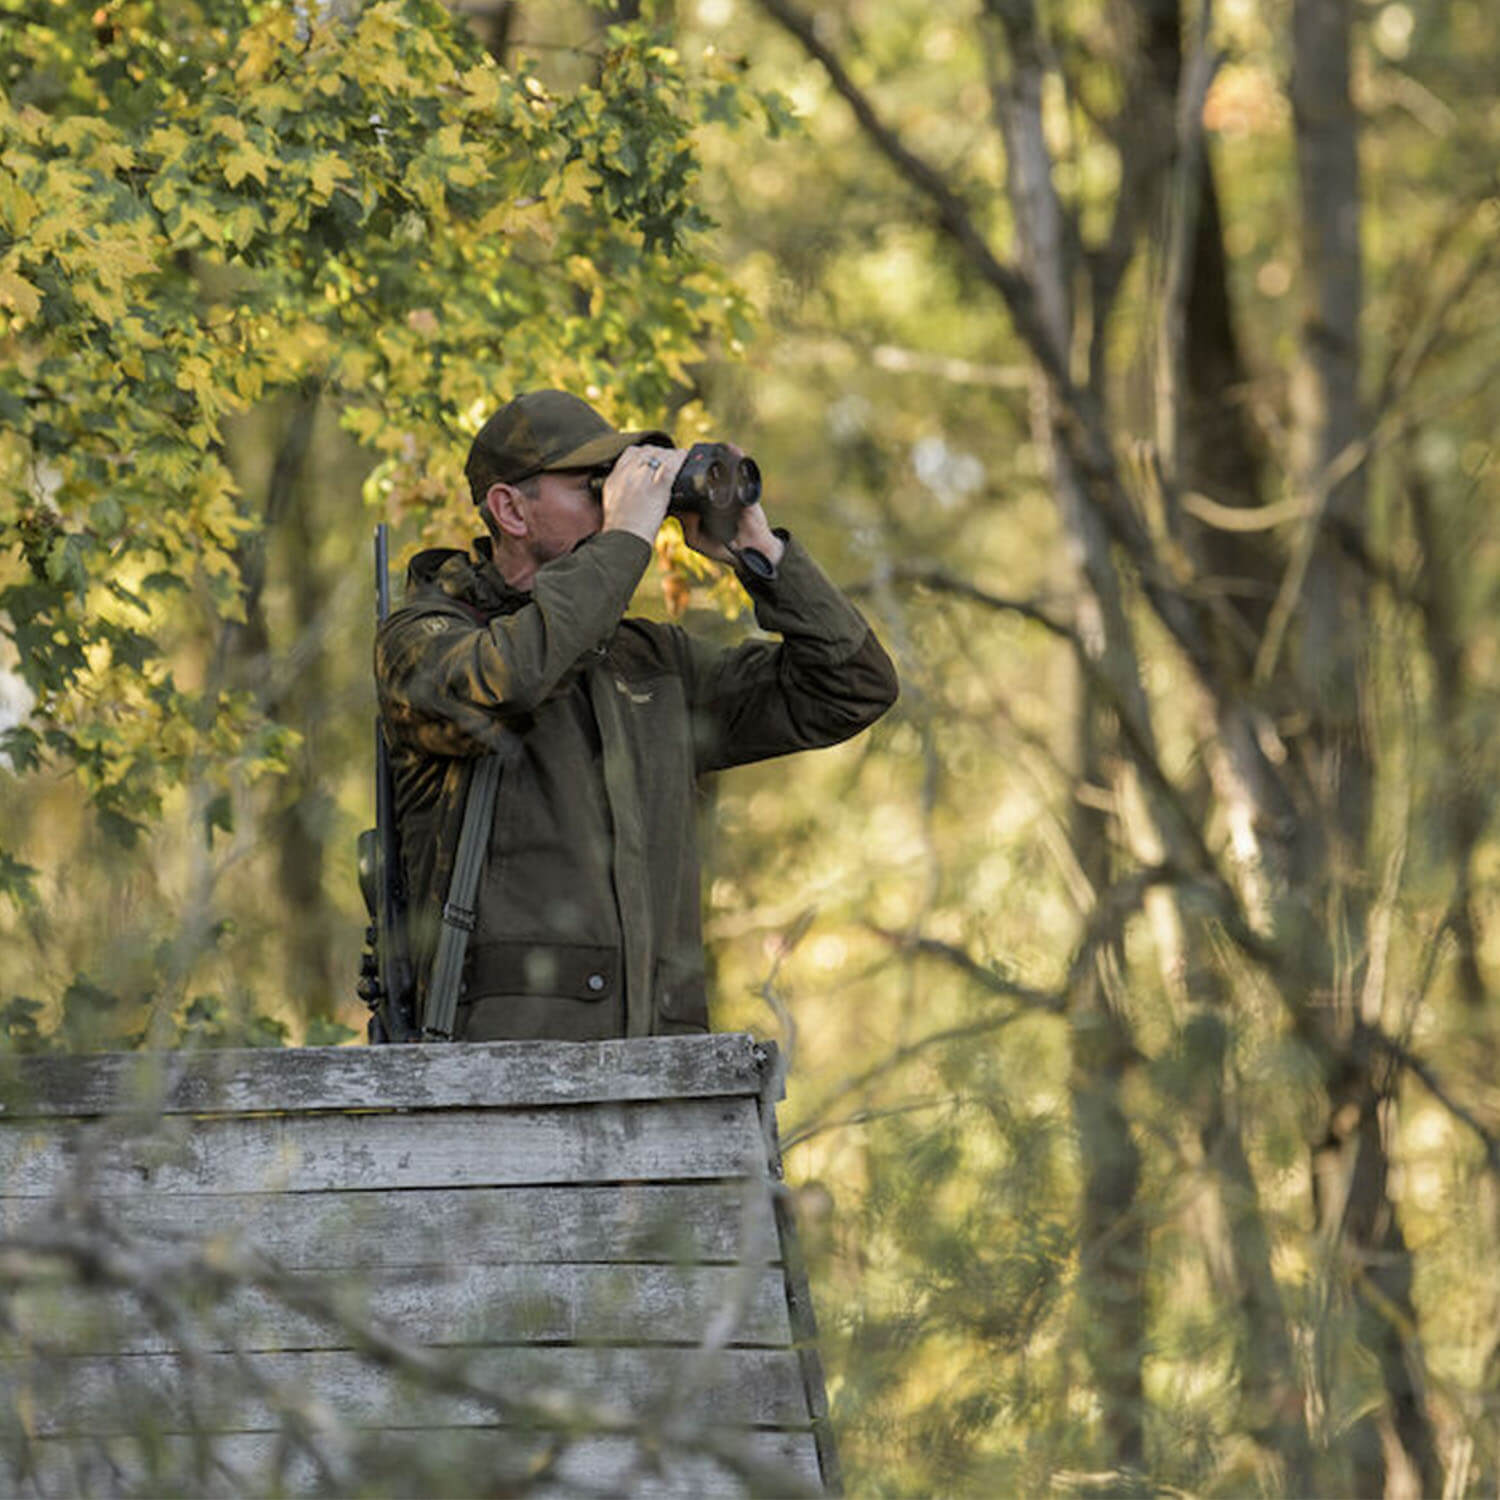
[{"x1": 375, "y1": 529, "x2": 898, "y2": 1042}]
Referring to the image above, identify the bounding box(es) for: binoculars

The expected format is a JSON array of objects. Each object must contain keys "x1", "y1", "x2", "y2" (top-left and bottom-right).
[{"x1": 590, "y1": 442, "x2": 762, "y2": 549}]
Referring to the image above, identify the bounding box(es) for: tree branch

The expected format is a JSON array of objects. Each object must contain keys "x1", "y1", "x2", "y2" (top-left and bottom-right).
[
  {"x1": 846, "y1": 564, "x2": 1077, "y2": 643},
  {"x1": 1154, "y1": 0, "x2": 1222, "y2": 482},
  {"x1": 865, "y1": 923, "x2": 1065, "y2": 1011},
  {"x1": 1368, "y1": 1027, "x2": 1500, "y2": 1177},
  {"x1": 752, "y1": 0, "x2": 1062, "y2": 389},
  {"x1": 754, "y1": 0, "x2": 1239, "y2": 705}
]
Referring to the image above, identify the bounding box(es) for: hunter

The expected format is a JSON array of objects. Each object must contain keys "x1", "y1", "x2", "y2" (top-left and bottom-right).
[{"x1": 375, "y1": 389, "x2": 898, "y2": 1042}]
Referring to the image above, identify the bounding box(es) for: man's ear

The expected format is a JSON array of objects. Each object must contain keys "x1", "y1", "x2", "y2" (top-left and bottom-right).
[{"x1": 485, "y1": 481, "x2": 530, "y2": 539}]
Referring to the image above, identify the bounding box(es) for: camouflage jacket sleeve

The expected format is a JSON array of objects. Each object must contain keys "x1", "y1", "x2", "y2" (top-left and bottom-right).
[
  {"x1": 376, "y1": 531, "x2": 652, "y2": 758},
  {"x1": 678, "y1": 532, "x2": 899, "y2": 773}
]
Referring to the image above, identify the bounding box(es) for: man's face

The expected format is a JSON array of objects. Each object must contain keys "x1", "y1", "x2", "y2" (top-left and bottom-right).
[{"x1": 516, "y1": 469, "x2": 603, "y2": 564}]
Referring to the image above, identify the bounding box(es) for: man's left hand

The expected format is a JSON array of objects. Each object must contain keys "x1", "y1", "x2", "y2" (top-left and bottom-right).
[{"x1": 676, "y1": 444, "x2": 786, "y2": 571}]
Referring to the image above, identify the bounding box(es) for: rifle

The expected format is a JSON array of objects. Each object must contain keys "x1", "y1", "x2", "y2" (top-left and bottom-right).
[{"x1": 356, "y1": 523, "x2": 420, "y2": 1044}]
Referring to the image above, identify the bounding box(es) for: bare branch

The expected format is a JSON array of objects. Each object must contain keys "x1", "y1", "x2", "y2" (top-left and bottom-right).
[
  {"x1": 846, "y1": 564, "x2": 1078, "y2": 643},
  {"x1": 1368, "y1": 1028, "x2": 1500, "y2": 1178},
  {"x1": 849, "y1": 564, "x2": 1291, "y2": 984},
  {"x1": 784, "y1": 1013, "x2": 1058, "y2": 1156},
  {"x1": 783, "y1": 1097, "x2": 959, "y2": 1152},
  {"x1": 0, "y1": 1201, "x2": 822, "y2": 1497},
  {"x1": 754, "y1": 0, "x2": 1250, "y2": 709},
  {"x1": 751, "y1": 0, "x2": 1064, "y2": 390},
  {"x1": 865, "y1": 923, "x2": 1065, "y2": 1011},
  {"x1": 1154, "y1": 0, "x2": 1222, "y2": 481}
]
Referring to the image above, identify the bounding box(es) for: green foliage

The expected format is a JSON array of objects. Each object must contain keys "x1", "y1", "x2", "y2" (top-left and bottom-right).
[
  {"x1": 0, "y1": 993, "x2": 43, "y2": 1051},
  {"x1": 0, "y1": 846, "x2": 37, "y2": 907},
  {"x1": 0, "y1": 0, "x2": 746, "y2": 834},
  {"x1": 173, "y1": 991, "x2": 290, "y2": 1049},
  {"x1": 305, "y1": 1013, "x2": 359, "y2": 1046}
]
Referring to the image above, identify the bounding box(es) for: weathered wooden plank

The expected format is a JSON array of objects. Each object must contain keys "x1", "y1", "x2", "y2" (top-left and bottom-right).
[
  {"x1": 0, "y1": 1347, "x2": 812, "y2": 1435},
  {"x1": 0, "y1": 1097, "x2": 768, "y2": 1197},
  {"x1": 760, "y1": 1072, "x2": 843, "y2": 1496},
  {"x1": 0, "y1": 1429, "x2": 823, "y2": 1500},
  {"x1": 0, "y1": 1035, "x2": 775, "y2": 1120},
  {"x1": 7, "y1": 1262, "x2": 794, "y2": 1352},
  {"x1": 0, "y1": 1181, "x2": 781, "y2": 1267}
]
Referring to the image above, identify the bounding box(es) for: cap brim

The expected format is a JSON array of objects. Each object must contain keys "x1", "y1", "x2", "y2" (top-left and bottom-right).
[{"x1": 540, "y1": 428, "x2": 674, "y2": 474}]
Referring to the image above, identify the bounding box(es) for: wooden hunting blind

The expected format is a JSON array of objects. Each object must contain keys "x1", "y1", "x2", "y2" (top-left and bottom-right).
[{"x1": 0, "y1": 1034, "x2": 838, "y2": 1498}]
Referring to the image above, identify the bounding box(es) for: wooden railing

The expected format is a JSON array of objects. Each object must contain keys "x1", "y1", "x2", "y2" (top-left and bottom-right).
[{"x1": 0, "y1": 1034, "x2": 837, "y2": 1498}]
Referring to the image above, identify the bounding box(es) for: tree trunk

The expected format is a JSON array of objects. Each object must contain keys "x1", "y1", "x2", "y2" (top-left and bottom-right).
[
  {"x1": 984, "y1": 3, "x2": 1148, "y2": 1479},
  {"x1": 1139, "y1": 6, "x2": 1317, "y2": 1480},
  {"x1": 1291, "y1": 4, "x2": 1441, "y2": 1493},
  {"x1": 219, "y1": 389, "x2": 336, "y2": 1020},
  {"x1": 270, "y1": 426, "x2": 340, "y2": 1020}
]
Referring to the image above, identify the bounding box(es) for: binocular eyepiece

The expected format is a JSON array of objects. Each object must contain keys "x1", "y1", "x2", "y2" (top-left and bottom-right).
[{"x1": 589, "y1": 442, "x2": 761, "y2": 549}]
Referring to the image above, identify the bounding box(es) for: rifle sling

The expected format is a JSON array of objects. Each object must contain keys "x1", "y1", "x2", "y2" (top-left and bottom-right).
[{"x1": 423, "y1": 748, "x2": 509, "y2": 1040}]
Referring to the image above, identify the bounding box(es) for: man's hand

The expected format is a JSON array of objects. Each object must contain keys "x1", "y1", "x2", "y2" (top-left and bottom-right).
[
  {"x1": 678, "y1": 501, "x2": 785, "y2": 570},
  {"x1": 676, "y1": 442, "x2": 786, "y2": 570},
  {"x1": 600, "y1": 444, "x2": 682, "y2": 544}
]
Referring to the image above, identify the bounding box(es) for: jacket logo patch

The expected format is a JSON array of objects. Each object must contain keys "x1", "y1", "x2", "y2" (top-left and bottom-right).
[
  {"x1": 613, "y1": 676, "x2": 653, "y2": 705},
  {"x1": 422, "y1": 617, "x2": 451, "y2": 635}
]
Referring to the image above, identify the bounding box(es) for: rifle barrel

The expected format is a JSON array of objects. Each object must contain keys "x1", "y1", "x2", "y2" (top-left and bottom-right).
[
  {"x1": 375, "y1": 523, "x2": 390, "y2": 623},
  {"x1": 370, "y1": 520, "x2": 417, "y2": 1041}
]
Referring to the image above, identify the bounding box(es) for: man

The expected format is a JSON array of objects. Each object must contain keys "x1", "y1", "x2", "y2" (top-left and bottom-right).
[{"x1": 375, "y1": 389, "x2": 898, "y2": 1042}]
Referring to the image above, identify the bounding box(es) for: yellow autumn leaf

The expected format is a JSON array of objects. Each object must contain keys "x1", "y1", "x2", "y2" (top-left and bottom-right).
[
  {"x1": 460, "y1": 63, "x2": 501, "y2": 113},
  {"x1": 168, "y1": 199, "x2": 227, "y2": 248},
  {"x1": 51, "y1": 115, "x2": 105, "y2": 152},
  {"x1": 90, "y1": 139, "x2": 136, "y2": 175},
  {"x1": 11, "y1": 104, "x2": 47, "y2": 144},
  {"x1": 223, "y1": 203, "x2": 265, "y2": 248},
  {"x1": 233, "y1": 10, "x2": 296, "y2": 84},
  {"x1": 0, "y1": 176, "x2": 37, "y2": 237},
  {"x1": 175, "y1": 354, "x2": 216, "y2": 399},
  {"x1": 245, "y1": 81, "x2": 302, "y2": 123},
  {"x1": 223, "y1": 141, "x2": 272, "y2": 189},
  {"x1": 0, "y1": 267, "x2": 41, "y2": 323},
  {"x1": 25, "y1": 183, "x2": 93, "y2": 254},
  {"x1": 231, "y1": 363, "x2": 266, "y2": 403},
  {"x1": 146, "y1": 125, "x2": 192, "y2": 165},
  {"x1": 92, "y1": 230, "x2": 157, "y2": 290},
  {"x1": 73, "y1": 279, "x2": 126, "y2": 324},
  {"x1": 149, "y1": 175, "x2": 184, "y2": 214},
  {"x1": 402, "y1": 159, "x2": 445, "y2": 216},
  {"x1": 306, "y1": 154, "x2": 344, "y2": 202},
  {"x1": 474, "y1": 199, "x2": 545, "y2": 239}
]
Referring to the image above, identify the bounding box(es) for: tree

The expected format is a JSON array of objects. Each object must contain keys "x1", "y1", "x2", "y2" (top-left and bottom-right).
[{"x1": 665, "y1": 0, "x2": 1500, "y2": 1492}]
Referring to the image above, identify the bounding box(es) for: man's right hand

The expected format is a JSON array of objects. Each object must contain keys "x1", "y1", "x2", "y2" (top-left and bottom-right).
[{"x1": 600, "y1": 444, "x2": 683, "y2": 544}]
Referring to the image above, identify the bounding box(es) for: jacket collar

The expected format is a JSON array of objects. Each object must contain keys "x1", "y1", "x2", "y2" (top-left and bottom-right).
[
  {"x1": 403, "y1": 535, "x2": 528, "y2": 616},
  {"x1": 404, "y1": 532, "x2": 612, "y2": 614}
]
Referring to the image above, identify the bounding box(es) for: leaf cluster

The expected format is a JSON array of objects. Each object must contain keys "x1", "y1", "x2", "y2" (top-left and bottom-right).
[{"x1": 0, "y1": 0, "x2": 754, "y2": 920}]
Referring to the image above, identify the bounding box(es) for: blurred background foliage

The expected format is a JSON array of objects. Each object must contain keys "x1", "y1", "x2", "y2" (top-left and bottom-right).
[{"x1": 3, "y1": 0, "x2": 1500, "y2": 1495}]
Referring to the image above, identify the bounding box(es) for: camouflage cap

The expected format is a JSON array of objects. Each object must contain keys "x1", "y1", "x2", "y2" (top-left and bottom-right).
[{"x1": 466, "y1": 390, "x2": 672, "y2": 498}]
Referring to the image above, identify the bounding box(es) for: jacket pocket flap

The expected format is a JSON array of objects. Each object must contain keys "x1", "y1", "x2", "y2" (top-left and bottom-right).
[{"x1": 468, "y1": 941, "x2": 617, "y2": 1003}]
